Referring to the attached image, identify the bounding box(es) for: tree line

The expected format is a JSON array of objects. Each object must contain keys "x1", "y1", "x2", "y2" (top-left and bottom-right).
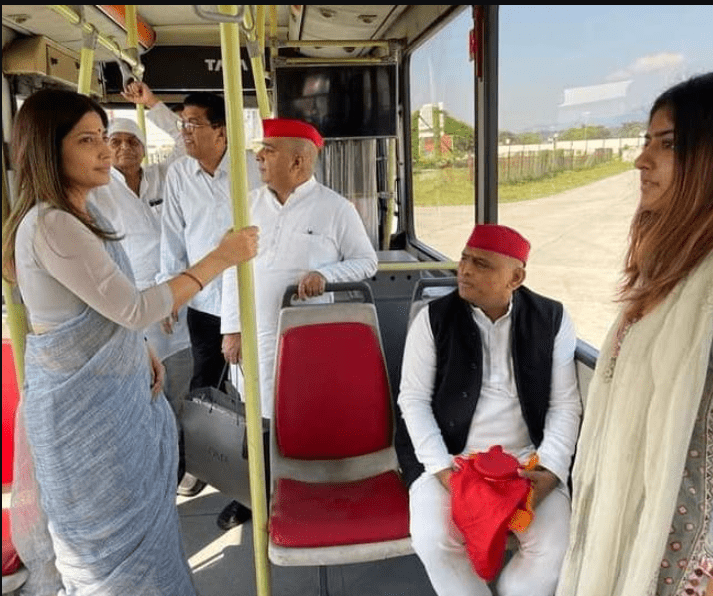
[{"x1": 498, "y1": 121, "x2": 647, "y2": 145}]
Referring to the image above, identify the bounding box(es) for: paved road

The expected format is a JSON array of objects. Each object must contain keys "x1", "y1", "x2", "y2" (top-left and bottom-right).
[{"x1": 415, "y1": 168, "x2": 640, "y2": 347}]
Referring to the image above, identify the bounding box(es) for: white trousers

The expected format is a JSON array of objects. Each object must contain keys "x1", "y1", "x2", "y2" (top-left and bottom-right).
[{"x1": 409, "y1": 473, "x2": 571, "y2": 596}]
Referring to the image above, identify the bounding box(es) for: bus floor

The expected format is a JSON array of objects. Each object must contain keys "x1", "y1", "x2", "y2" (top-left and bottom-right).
[{"x1": 178, "y1": 485, "x2": 438, "y2": 596}]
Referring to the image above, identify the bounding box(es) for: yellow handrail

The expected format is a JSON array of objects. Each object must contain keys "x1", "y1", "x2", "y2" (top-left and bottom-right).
[
  {"x1": 217, "y1": 6, "x2": 271, "y2": 596},
  {"x1": 76, "y1": 17, "x2": 96, "y2": 96},
  {"x1": 124, "y1": 4, "x2": 147, "y2": 159},
  {"x1": 1, "y1": 144, "x2": 30, "y2": 386},
  {"x1": 242, "y1": 6, "x2": 272, "y2": 119},
  {"x1": 47, "y1": 5, "x2": 144, "y2": 76},
  {"x1": 76, "y1": 44, "x2": 95, "y2": 96},
  {"x1": 282, "y1": 39, "x2": 391, "y2": 49},
  {"x1": 378, "y1": 261, "x2": 458, "y2": 271}
]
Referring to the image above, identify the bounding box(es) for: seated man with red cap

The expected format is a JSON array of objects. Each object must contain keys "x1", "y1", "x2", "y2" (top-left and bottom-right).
[
  {"x1": 396, "y1": 224, "x2": 581, "y2": 596},
  {"x1": 218, "y1": 118, "x2": 378, "y2": 529}
]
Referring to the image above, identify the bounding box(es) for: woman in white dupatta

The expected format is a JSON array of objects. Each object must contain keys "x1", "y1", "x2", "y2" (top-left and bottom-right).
[
  {"x1": 556, "y1": 73, "x2": 713, "y2": 596},
  {"x1": 2, "y1": 89, "x2": 258, "y2": 595}
]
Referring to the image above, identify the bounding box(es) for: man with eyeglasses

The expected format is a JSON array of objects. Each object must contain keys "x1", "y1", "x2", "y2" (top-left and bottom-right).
[
  {"x1": 158, "y1": 90, "x2": 260, "y2": 506},
  {"x1": 160, "y1": 90, "x2": 259, "y2": 388}
]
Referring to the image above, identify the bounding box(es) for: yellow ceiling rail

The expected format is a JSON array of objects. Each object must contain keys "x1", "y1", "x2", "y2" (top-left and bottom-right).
[
  {"x1": 281, "y1": 39, "x2": 391, "y2": 49},
  {"x1": 47, "y1": 5, "x2": 144, "y2": 78},
  {"x1": 278, "y1": 57, "x2": 385, "y2": 65},
  {"x1": 242, "y1": 6, "x2": 272, "y2": 119}
]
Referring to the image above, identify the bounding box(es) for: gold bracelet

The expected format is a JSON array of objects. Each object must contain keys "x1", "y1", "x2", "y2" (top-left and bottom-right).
[{"x1": 181, "y1": 270, "x2": 204, "y2": 291}]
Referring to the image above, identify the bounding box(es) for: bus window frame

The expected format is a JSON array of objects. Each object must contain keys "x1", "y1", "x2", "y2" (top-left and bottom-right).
[{"x1": 398, "y1": 5, "x2": 499, "y2": 260}]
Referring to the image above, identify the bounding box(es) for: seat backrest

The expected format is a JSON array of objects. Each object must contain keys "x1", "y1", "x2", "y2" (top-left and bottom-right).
[
  {"x1": 2, "y1": 339, "x2": 21, "y2": 486},
  {"x1": 408, "y1": 277, "x2": 457, "y2": 328},
  {"x1": 271, "y1": 302, "x2": 396, "y2": 483},
  {"x1": 275, "y1": 320, "x2": 392, "y2": 460}
]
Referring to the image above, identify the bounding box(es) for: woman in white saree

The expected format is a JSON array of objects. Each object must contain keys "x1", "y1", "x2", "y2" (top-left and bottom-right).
[
  {"x1": 556, "y1": 73, "x2": 713, "y2": 596},
  {"x1": 2, "y1": 89, "x2": 258, "y2": 595}
]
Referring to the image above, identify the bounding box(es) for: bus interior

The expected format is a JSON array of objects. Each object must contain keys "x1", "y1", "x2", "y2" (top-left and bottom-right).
[{"x1": 3, "y1": 4, "x2": 712, "y2": 596}]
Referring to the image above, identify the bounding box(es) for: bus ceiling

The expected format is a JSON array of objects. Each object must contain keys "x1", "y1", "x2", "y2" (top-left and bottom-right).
[
  {"x1": 2, "y1": 5, "x2": 465, "y2": 62},
  {"x1": 2, "y1": 5, "x2": 154, "y2": 59}
]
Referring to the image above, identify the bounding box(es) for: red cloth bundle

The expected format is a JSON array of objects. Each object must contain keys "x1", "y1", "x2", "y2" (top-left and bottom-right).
[{"x1": 449, "y1": 445, "x2": 535, "y2": 582}]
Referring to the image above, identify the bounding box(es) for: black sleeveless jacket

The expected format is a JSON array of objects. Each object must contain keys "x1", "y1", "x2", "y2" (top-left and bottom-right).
[{"x1": 395, "y1": 286, "x2": 563, "y2": 488}]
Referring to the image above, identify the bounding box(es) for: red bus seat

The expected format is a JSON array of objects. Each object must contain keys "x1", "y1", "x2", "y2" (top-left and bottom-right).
[
  {"x1": 2, "y1": 510, "x2": 21, "y2": 577},
  {"x1": 2, "y1": 340, "x2": 21, "y2": 487},
  {"x1": 268, "y1": 302, "x2": 412, "y2": 566},
  {"x1": 1, "y1": 509, "x2": 28, "y2": 592},
  {"x1": 2, "y1": 340, "x2": 28, "y2": 592}
]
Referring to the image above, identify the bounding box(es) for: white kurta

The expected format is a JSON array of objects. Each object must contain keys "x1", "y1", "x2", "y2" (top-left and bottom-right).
[
  {"x1": 220, "y1": 177, "x2": 378, "y2": 418},
  {"x1": 159, "y1": 152, "x2": 261, "y2": 317},
  {"x1": 399, "y1": 300, "x2": 581, "y2": 483},
  {"x1": 90, "y1": 103, "x2": 190, "y2": 360},
  {"x1": 399, "y1": 298, "x2": 582, "y2": 596}
]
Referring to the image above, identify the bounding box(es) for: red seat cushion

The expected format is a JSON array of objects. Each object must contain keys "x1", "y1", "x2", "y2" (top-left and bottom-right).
[
  {"x1": 2, "y1": 339, "x2": 21, "y2": 486},
  {"x1": 275, "y1": 322, "x2": 391, "y2": 460},
  {"x1": 2, "y1": 509, "x2": 22, "y2": 577},
  {"x1": 269, "y1": 471, "x2": 410, "y2": 548}
]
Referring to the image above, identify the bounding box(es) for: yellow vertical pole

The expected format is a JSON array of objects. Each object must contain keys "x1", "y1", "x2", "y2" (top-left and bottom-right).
[
  {"x1": 256, "y1": 4, "x2": 266, "y2": 50},
  {"x1": 243, "y1": 6, "x2": 272, "y2": 119},
  {"x1": 76, "y1": 28, "x2": 96, "y2": 96},
  {"x1": 269, "y1": 5, "x2": 278, "y2": 40},
  {"x1": 76, "y1": 47, "x2": 94, "y2": 96},
  {"x1": 1, "y1": 145, "x2": 29, "y2": 386},
  {"x1": 217, "y1": 6, "x2": 271, "y2": 596},
  {"x1": 124, "y1": 4, "x2": 147, "y2": 158}
]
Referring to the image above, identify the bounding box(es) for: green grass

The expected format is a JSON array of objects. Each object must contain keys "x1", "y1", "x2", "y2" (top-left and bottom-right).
[{"x1": 413, "y1": 159, "x2": 635, "y2": 207}]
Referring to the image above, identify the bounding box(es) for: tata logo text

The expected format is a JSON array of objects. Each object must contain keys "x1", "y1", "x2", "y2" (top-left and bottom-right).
[{"x1": 204, "y1": 59, "x2": 250, "y2": 73}]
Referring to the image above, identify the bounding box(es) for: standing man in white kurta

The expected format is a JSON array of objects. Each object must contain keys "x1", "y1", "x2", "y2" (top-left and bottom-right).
[
  {"x1": 218, "y1": 118, "x2": 378, "y2": 529},
  {"x1": 396, "y1": 224, "x2": 581, "y2": 596}
]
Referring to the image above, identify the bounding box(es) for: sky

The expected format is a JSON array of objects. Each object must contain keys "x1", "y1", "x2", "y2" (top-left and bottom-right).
[{"x1": 410, "y1": 5, "x2": 713, "y2": 133}]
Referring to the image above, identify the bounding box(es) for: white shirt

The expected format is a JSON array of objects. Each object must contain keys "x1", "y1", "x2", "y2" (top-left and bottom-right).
[
  {"x1": 398, "y1": 298, "x2": 581, "y2": 485},
  {"x1": 91, "y1": 103, "x2": 182, "y2": 287},
  {"x1": 221, "y1": 177, "x2": 378, "y2": 417},
  {"x1": 159, "y1": 150, "x2": 260, "y2": 316},
  {"x1": 89, "y1": 103, "x2": 190, "y2": 359}
]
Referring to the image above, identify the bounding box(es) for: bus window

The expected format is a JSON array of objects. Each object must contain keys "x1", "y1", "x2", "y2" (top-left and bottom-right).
[
  {"x1": 409, "y1": 9, "x2": 475, "y2": 258},
  {"x1": 497, "y1": 5, "x2": 713, "y2": 347}
]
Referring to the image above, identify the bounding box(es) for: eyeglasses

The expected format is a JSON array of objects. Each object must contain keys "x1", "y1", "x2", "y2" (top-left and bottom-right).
[
  {"x1": 109, "y1": 136, "x2": 142, "y2": 149},
  {"x1": 176, "y1": 119, "x2": 214, "y2": 133}
]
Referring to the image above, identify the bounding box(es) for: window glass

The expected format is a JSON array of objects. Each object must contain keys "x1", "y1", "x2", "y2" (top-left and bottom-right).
[
  {"x1": 409, "y1": 9, "x2": 475, "y2": 258},
  {"x1": 498, "y1": 5, "x2": 713, "y2": 347}
]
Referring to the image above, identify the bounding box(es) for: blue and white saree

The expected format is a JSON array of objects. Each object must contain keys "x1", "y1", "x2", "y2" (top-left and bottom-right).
[{"x1": 11, "y1": 221, "x2": 195, "y2": 595}]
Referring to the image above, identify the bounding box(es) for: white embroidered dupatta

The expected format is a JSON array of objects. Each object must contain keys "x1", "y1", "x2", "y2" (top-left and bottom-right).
[{"x1": 557, "y1": 252, "x2": 713, "y2": 596}]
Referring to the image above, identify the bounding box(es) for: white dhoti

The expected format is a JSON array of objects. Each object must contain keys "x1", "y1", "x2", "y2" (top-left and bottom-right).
[{"x1": 409, "y1": 472, "x2": 570, "y2": 596}]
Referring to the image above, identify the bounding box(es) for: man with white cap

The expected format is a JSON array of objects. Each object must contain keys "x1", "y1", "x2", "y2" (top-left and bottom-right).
[
  {"x1": 396, "y1": 224, "x2": 582, "y2": 596},
  {"x1": 218, "y1": 118, "x2": 378, "y2": 529},
  {"x1": 90, "y1": 82, "x2": 202, "y2": 494}
]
